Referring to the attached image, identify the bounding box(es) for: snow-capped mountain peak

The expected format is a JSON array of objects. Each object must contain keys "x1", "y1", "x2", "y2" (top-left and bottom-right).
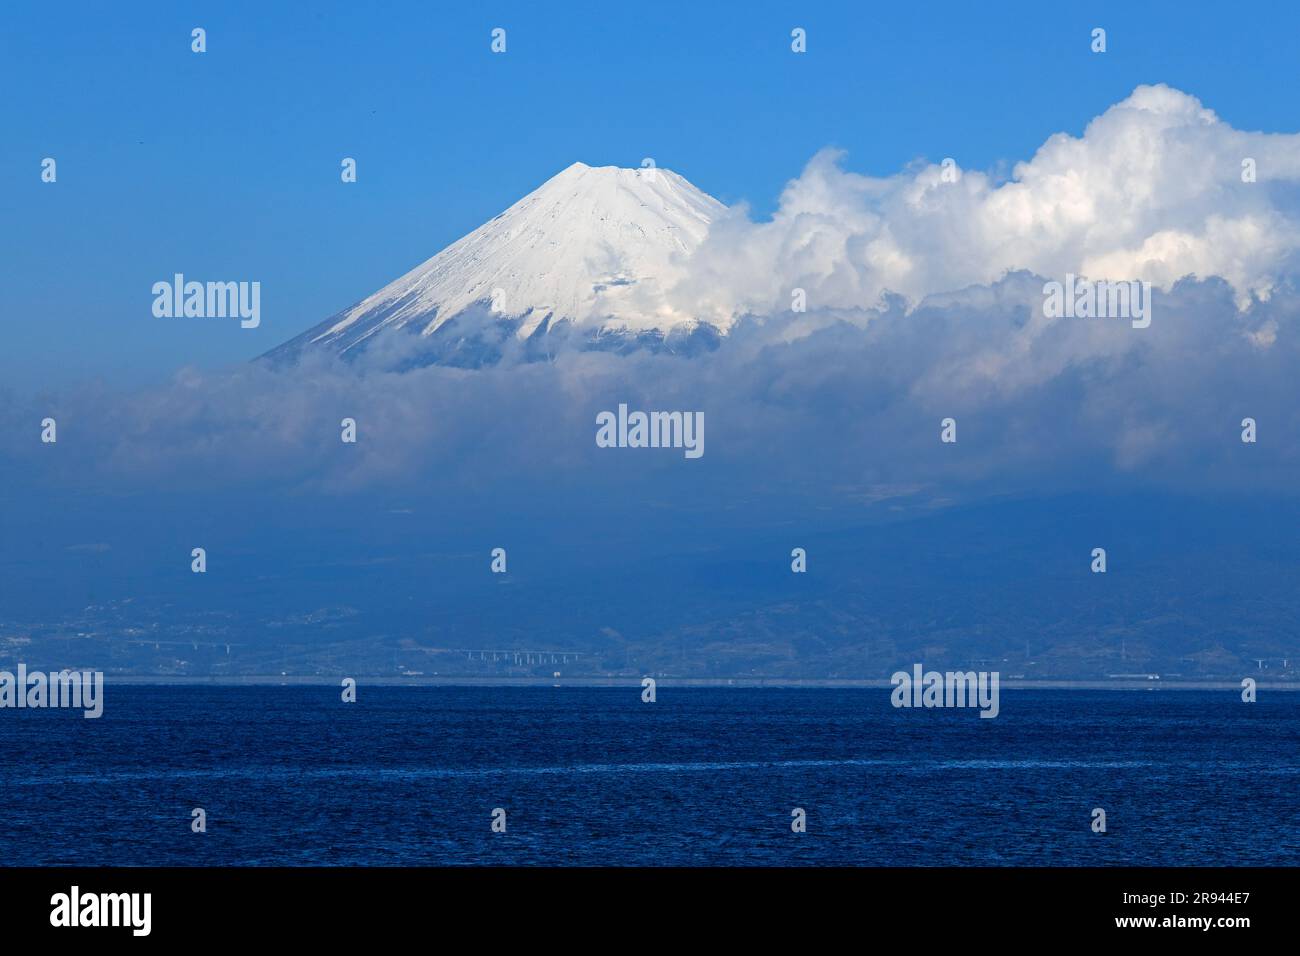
[{"x1": 274, "y1": 162, "x2": 727, "y2": 360}]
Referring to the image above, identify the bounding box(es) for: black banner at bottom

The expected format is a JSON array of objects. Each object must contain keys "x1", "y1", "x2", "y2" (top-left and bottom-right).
[{"x1": 0, "y1": 866, "x2": 1285, "y2": 941}]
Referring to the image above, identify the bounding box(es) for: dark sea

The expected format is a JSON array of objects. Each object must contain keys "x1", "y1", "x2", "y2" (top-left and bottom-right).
[{"x1": 1, "y1": 686, "x2": 1296, "y2": 866}]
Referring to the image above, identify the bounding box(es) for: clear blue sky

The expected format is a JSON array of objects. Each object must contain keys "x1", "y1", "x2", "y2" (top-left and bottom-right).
[{"x1": 2, "y1": 0, "x2": 1296, "y2": 387}]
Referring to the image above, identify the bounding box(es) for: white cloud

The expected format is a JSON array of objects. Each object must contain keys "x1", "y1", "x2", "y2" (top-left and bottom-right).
[{"x1": 670, "y1": 85, "x2": 1300, "y2": 323}]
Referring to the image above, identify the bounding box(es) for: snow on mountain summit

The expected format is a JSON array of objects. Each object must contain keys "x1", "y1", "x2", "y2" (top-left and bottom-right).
[{"x1": 274, "y1": 162, "x2": 727, "y2": 360}]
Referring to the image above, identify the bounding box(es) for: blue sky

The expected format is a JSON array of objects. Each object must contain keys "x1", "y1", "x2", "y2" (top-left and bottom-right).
[{"x1": 3, "y1": 0, "x2": 1298, "y2": 387}]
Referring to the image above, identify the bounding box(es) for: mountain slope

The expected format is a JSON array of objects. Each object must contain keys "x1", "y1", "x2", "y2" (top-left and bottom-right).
[{"x1": 270, "y1": 162, "x2": 727, "y2": 362}]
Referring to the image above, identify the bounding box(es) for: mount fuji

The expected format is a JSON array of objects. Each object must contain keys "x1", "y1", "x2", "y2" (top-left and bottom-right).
[{"x1": 269, "y1": 162, "x2": 730, "y2": 366}]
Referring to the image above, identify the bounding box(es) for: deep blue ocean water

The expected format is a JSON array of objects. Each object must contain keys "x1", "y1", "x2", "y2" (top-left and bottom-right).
[{"x1": 0, "y1": 686, "x2": 1296, "y2": 866}]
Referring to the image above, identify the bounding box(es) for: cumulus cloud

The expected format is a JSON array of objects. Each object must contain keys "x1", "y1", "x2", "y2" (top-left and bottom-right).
[{"x1": 666, "y1": 84, "x2": 1300, "y2": 322}]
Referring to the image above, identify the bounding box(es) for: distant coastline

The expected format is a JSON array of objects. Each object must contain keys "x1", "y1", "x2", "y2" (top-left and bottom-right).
[{"x1": 96, "y1": 676, "x2": 1300, "y2": 690}]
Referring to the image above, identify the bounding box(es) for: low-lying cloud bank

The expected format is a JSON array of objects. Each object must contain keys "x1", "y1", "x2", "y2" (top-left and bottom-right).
[
  {"x1": 3, "y1": 85, "x2": 1298, "y2": 505},
  {"x1": 5, "y1": 275, "x2": 1296, "y2": 502}
]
